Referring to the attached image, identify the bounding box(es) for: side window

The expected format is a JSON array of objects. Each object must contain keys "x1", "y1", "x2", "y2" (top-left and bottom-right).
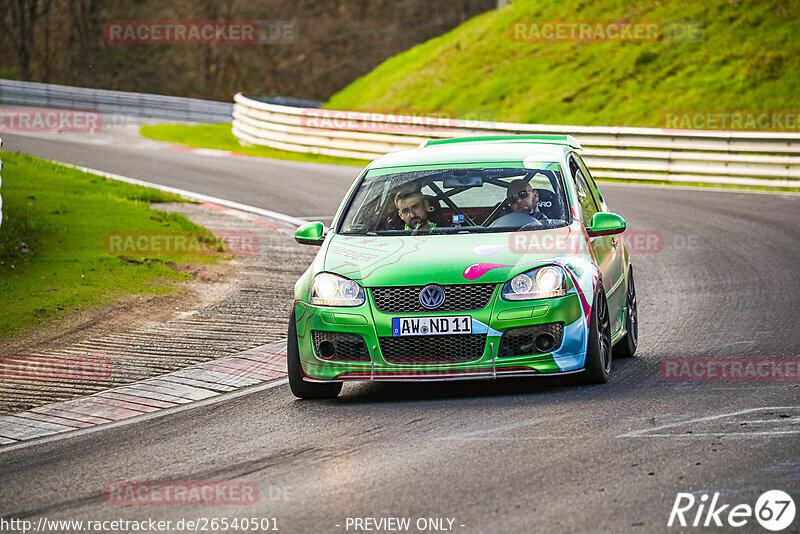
[
  {"x1": 575, "y1": 154, "x2": 604, "y2": 207},
  {"x1": 569, "y1": 156, "x2": 599, "y2": 225}
]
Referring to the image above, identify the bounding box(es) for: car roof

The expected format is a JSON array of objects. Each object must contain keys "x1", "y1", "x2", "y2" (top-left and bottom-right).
[{"x1": 366, "y1": 135, "x2": 581, "y2": 170}]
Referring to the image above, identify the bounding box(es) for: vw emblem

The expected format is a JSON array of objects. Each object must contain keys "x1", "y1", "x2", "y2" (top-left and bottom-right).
[{"x1": 419, "y1": 284, "x2": 446, "y2": 310}]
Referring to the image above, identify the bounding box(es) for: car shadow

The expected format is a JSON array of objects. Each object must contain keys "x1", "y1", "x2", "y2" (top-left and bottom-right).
[
  {"x1": 333, "y1": 375, "x2": 576, "y2": 403},
  {"x1": 320, "y1": 356, "x2": 643, "y2": 404}
]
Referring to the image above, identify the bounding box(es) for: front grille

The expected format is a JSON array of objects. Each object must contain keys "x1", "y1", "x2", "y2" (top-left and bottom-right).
[
  {"x1": 371, "y1": 284, "x2": 495, "y2": 313},
  {"x1": 379, "y1": 334, "x2": 486, "y2": 364},
  {"x1": 312, "y1": 331, "x2": 370, "y2": 362},
  {"x1": 497, "y1": 323, "x2": 564, "y2": 358}
]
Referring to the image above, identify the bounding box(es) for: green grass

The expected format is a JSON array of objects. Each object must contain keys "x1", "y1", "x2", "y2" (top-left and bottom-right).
[
  {"x1": 140, "y1": 123, "x2": 368, "y2": 166},
  {"x1": 0, "y1": 152, "x2": 222, "y2": 340},
  {"x1": 326, "y1": 0, "x2": 800, "y2": 129}
]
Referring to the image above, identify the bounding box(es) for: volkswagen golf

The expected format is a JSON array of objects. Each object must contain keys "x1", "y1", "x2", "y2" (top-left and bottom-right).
[{"x1": 288, "y1": 135, "x2": 637, "y2": 398}]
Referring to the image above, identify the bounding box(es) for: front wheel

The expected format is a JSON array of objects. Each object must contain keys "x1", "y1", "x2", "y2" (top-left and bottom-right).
[
  {"x1": 613, "y1": 270, "x2": 638, "y2": 359},
  {"x1": 580, "y1": 287, "x2": 612, "y2": 384},
  {"x1": 287, "y1": 310, "x2": 342, "y2": 399}
]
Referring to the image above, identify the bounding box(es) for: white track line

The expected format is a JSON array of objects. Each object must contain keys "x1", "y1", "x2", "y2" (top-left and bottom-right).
[
  {"x1": 617, "y1": 406, "x2": 799, "y2": 438},
  {"x1": 621, "y1": 431, "x2": 800, "y2": 439},
  {"x1": 50, "y1": 160, "x2": 310, "y2": 227}
]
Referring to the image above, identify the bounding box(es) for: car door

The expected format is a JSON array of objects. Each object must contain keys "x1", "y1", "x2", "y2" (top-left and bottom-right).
[
  {"x1": 573, "y1": 153, "x2": 627, "y2": 335},
  {"x1": 567, "y1": 154, "x2": 624, "y2": 335}
]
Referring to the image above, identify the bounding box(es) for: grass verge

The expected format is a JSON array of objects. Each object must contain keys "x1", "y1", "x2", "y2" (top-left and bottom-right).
[
  {"x1": 0, "y1": 152, "x2": 223, "y2": 341},
  {"x1": 140, "y1": 123, "x2": 368, "y2": 167}
]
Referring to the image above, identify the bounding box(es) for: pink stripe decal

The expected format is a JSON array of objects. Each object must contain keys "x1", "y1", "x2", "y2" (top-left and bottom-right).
[
  {"x1": 549, "y1": 260, "x2": 594, "y2": 327},
  {"x1": 462, "y1": 263, "x2": 511, "y2": 280}
]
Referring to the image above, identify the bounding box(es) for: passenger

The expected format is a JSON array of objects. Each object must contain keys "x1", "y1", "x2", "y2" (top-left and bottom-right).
[{"x1": 394, "y1": 188, "x2": 436, "y2": 231}]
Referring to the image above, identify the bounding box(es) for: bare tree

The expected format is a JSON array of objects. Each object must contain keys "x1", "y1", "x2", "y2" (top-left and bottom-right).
[
  {"x1": 62, "y1": 0, "x2": 103, "y2": 86},
  {"x1": 0, "y1": 0, "x2": 495, "y2": 99},
  {"x1": 1, "y1": 0, "x2": 51, "y2": 80},
  {"x1": 199, "y1": 0, "x2": 235, "y2": 99}
]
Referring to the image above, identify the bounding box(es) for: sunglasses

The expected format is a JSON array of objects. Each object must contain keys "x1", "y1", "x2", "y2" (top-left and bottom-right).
[{"x1": 508, "y1": 189, "x2": 532, "y2": 202}]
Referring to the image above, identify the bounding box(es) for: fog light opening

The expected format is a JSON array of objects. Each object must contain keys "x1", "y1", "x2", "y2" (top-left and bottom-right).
[
  {"x1": 318, "y1": 340, "x2": 337, "y2": 359},
  {"x1": 534, "y1": 333, "x2": 556, "y2": 352}
]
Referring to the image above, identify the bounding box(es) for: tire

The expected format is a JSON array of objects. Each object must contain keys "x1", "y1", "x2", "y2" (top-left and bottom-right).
[
  {"x1": 287, "y1": 311, "x2": 342, "y2": 399},
  {"x1": 580, "y1": 287, "x2": 613, "y2": 385},
  {"x1": 613, "y1": 269, "x2": 638, "y2": 359}
]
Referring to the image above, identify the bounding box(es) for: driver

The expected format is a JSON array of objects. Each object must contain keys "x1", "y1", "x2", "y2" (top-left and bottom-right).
[
  {"x1": 506, "y1": 179, "x2": 550, "y2": 223},
  {"x1": 394, "y1": 188, "x2": 436, "y2": 231}
]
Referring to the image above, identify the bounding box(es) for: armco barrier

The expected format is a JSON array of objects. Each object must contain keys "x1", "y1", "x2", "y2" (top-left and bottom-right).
[
  {"x1": 232, "y1": 93, "x2": 800, "y2": 189},
  {"x1": 0, "y1": 78, "x2": 230, "y2": 230},
  {"x1": 0, "y1": 79, "x2": 232, "y2": 123}
]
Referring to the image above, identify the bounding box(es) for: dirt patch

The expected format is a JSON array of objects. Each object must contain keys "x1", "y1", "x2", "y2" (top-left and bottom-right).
[
  {"x1": 0, "y1": 200, "x2": 316, "y2": 414},
  {"x1": 0, "y1": 260, "x2": 236, "y2": 358}
]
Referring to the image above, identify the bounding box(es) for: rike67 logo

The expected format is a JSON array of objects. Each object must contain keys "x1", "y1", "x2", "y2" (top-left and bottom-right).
[{"x1": 669, "y1": 490, "x2": 795, "y2": 531}]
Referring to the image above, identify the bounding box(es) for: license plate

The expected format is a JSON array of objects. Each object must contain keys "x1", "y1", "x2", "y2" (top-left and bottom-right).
[{"x1": 392, "y1": 316, "x2": 472, "y2": 336}]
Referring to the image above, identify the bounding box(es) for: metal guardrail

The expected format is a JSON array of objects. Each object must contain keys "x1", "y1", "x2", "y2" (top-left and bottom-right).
[
  {"x1": 0, "y1": 80, "x2": 234, "y2": 231},
  {"x1": 232, "y1": 93, "x2": 800, "y2": 189},
  {"x1": 0, "y1": 79, "x2": 232, "y2": 123},
  {"x1": 250, "y1": 96, "x2": 323, "y2": 109}
]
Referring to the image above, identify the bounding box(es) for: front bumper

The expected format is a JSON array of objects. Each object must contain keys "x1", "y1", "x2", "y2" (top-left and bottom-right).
[{"x1": 294, "y1": 289, "x2": 587, "y2": 382}]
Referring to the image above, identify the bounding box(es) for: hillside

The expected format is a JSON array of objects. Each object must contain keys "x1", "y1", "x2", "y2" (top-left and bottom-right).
[{"x1": 325, "y1": 0, "x2": 800, "y2": 128}]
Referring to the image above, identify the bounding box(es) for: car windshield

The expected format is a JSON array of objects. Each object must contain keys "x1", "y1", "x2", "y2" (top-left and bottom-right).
[{"x1": 338, "y1": 165, "x2": 569, "y2": 235}]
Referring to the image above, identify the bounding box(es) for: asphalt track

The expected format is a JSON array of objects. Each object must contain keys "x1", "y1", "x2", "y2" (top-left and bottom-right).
[{"x1": 1, "y1": 131, "x2": 799, "y2": 533}]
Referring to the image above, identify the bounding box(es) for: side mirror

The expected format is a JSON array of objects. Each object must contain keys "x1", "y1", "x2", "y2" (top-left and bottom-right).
[
  {"x1": 295, "y1": 221, "x2": 326, "y2": 245},
  {"x1": 587, "y1": 212, "x2": 626, "y2": 237}
]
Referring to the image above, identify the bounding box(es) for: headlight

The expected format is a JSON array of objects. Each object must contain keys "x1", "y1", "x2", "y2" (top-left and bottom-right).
[
  {"x1": 311, "y1": 273, "x2": 365, "y2": 306},
  {"x1": 502, "y1": 266, "x2": 568, "y2": 301}
]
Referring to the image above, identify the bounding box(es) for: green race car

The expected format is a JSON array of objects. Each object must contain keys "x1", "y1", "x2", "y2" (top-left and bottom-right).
[{"x1": 289, "y1": 135, "x2": 638, "y2": 398}]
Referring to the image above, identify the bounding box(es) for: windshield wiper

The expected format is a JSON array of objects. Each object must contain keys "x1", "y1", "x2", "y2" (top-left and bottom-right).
[{"x1": 429, "y1": 226, "x2": 482, "y2": 234}]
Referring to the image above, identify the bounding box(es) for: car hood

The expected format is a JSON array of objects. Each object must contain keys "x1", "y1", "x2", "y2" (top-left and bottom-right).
[{"x1": 323, "y1": 226, "x2": 578, "y2": 286}]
